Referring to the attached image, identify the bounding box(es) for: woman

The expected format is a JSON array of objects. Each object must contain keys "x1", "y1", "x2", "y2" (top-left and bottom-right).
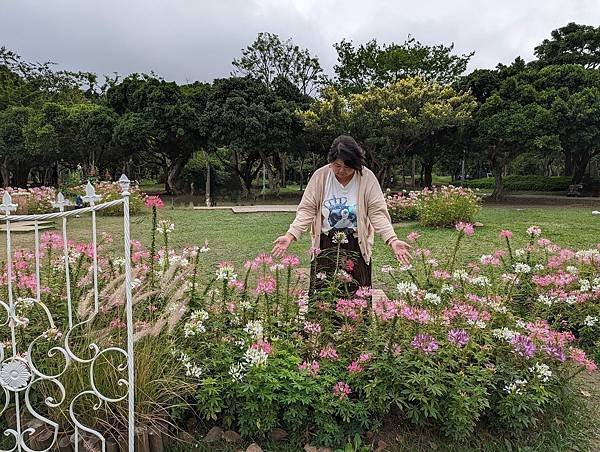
[{"x1": 272, "y1": 135, "x2": 411, "y2": 291}]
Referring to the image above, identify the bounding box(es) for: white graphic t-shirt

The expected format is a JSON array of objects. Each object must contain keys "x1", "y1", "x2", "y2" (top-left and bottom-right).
[{"x1": 321, "y1": 169, "x2": 359, "y2": 235}]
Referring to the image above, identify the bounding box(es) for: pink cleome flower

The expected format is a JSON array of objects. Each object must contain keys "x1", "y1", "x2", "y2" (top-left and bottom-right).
[
  {"x1": 455, "y1": 222, "x2": 475, "y2": 237},
  {"x1": 144, "y1": 196, "x2": 164, "y2": 209},
  {"x1": 332, "y1": 381, "x2": 352, "y2": 399}
]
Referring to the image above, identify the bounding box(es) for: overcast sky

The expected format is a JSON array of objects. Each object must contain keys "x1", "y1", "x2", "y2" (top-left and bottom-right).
[{"x1": 3, "y1": 0, "x2": 600, "y2": 84}]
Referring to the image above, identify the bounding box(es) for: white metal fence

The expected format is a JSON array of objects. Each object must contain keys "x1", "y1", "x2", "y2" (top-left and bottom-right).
[{"x1": 0, "y1": 175, "x2": 135, "y2": 451}]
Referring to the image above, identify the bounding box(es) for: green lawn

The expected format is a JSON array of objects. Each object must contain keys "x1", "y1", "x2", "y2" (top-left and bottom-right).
[{"x1": 5, "y1": 205, "x2": 598, "y2": 283}]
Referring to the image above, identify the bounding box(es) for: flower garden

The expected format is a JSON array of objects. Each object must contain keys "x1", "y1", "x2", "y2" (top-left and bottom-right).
[{"x1": 0, "y1": 192, "x2": 598, "y2": 451}]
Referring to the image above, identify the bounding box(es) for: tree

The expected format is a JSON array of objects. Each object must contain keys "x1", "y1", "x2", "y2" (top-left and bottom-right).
[
  {"x1": 332, "y1": 37, "x2": 474, "y2": 94},
  {"x1": 203, "y1": 76, "x2": 304, "y2": 198},
  {"x1": 0, "y1": 47, "x2": 91, "y2": 109},
  {"x1": 302, "y1": 77, "x2": 476, "y2": 187},
  {"x1": 529, "y1": 64, "x2": 600, "y2": 183},
  {"x1": 107, "y1": 75, "x2": 210, "y2": 194},
  {"x1": 535, "y1": 22, "x2": 600, "y2": 69},
  {"x1": 0, "y1": 106, "x2": 33, "y2": 186},
  {"x1": 232, "y1": 32, "x2": 324, "y2": 96}
]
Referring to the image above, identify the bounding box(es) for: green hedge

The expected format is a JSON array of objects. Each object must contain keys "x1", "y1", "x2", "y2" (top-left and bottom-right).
[{"x1": 462, "y1": 176, "x2": 572, "y2": 192}]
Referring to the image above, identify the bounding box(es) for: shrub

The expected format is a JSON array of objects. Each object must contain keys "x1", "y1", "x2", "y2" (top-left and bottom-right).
[
  {"x1": 463, "y1": 176, "x2": 572, "y2": 192},
  {"x1": 69, "y1": 181, "x2": 145, "y2": 215},
  {"x1": 416, "y1": 185, "x2": 481, "y2": 227}
]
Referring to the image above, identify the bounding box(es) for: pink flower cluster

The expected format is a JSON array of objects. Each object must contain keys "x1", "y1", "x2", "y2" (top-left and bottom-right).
[
  {"x1": 244, "y1": 253, "x2": 274, "y2": 270},
  {"x1": 298, "y1": 360, "x2": 320, "y2": 376},
  {"x1": 335, "y1": 298, "x2": 368, "y2": 320},
  {"x1": 332, "y1": 381, "x2": 352, "y2": 399},
  {"x1": 255, "y1": 277, "x2": 276, "y2": 295},
  {"x1": 455, "y1": 222, "x2": 475, "y2": 237},
  {"x1": 144, "y1": 196, "x2": 164, "y2": 209},
  {"x1": 303, "y1": 321, "x2": 322, "y2": 335},
  {"x1": 411, "y1": 333, "x2": 439, "y2": 354},
  {"x1": 319, "y1": 344, "x2": 339, "y2": 360},
  {"x1": 251, "y1": 340, "x2": 272, "y2": 355},
  {"x1": 442, "y1": 303, "x2": 491, "y2": 325}
]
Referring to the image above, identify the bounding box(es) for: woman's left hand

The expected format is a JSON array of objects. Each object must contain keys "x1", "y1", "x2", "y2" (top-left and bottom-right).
[{"x1": 390, "y1": 239, "x2": 412, "y2": 265}]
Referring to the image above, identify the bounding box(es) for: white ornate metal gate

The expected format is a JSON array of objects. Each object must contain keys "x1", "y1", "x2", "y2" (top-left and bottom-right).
[{"x1": 0, "y1": 176, "x2": 135, "y2": 451}]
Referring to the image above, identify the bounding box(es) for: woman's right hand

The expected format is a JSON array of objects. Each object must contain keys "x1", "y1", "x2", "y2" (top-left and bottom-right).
[{"x1": 272, "y1": 233, "x2": 294, "y2": 258}]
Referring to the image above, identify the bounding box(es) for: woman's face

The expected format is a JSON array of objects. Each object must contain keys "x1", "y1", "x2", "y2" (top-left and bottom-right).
[{"x1": 330, "y1": 159, "x2": 355, "y2": 180}]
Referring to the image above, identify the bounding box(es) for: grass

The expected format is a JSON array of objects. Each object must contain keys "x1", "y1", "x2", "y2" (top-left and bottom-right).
[
  {"x1": 1, "y1": 205, "x2": 599, "y2": 451},
  {"x1": 4, "y1": 206, "x2": 598, "y2": 284}
]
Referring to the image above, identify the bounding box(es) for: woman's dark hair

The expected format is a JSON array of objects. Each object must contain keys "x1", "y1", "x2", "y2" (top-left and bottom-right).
[{"x1": 327, "y1": 135, "x2": 366, "y2": 174}]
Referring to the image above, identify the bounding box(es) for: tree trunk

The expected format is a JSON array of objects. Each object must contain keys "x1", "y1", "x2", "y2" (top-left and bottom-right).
[
  {"x1": 166, "y1": 158, "x2": 186, "y2": 195},
  {"x1": 258, "y1": 152, "x2": 281, "y2": 196},
  {"x1": 411, "y1": 156, "x2": 416, "y2": 188},
  {"x1": 571, "y1": 152, "x2": 591, "y2": 184},
  {"x1": 422, "y1": 159, "x2": 434, "y2": 188},
  {"x1": 281, "y1": 154, "x2": 286, "y2": 188},
  {"x1": 13, "y1": 165, "x2": 30, "y2": 187},
  {"x1": 564, "y1": 150, "x2": 574, "y2": 177},
  {"x1": 491, "y1": 164, "x2": 505, "y2": 201},
  {"x1": 0, "y1": 159, "x2": 10, "y2": 188},
  {"x1": 299, "y1": 156, "x2": 305, "y2": 191},
  {"x1": 205, "y1": 160, "x2": 211, "y2": 207}
]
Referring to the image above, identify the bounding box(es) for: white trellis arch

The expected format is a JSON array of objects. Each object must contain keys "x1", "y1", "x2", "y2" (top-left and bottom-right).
[{"x1": 0, "y1": 175, "x2": 135, "y2": 451}]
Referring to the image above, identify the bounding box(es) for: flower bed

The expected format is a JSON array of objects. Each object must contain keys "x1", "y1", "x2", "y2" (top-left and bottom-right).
[
  {"x1": 0, "y1": 186, "x2": 57, "y2": 214},
  {"x1": 0, "y1": 201, "x2": 597, "y2": 449}
]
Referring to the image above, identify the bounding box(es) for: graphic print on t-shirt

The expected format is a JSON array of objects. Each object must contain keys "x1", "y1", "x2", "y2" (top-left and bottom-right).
[{"x1": 323, "y1": 195, "x2": 358, "y2": 230}]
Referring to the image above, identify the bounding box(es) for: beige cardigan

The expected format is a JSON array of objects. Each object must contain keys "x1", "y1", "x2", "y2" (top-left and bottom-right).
[{"x1": 286, "y1": 165, "x2": 397, "y2": 263}]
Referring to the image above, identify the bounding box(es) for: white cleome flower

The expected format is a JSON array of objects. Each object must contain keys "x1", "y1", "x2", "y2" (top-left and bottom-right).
[
  {"x1": 396, "y1": 281, "x2": 418, "y2": 296},
  {"x1": 579, "y1": 279, "x2": 591, "y2": 292},
  {"x1": 583, "y1": 315, "x2": 598, "y2": 327},
  {"x1": 0, "y1": 360, "x2": 31, "y2": 391},
  {"x1": 513, "y1": 263, "x2": 531, "y2": 274},
  {"x1": 243, "y1": 347, "x2": 268, "y2": 367},
  {"x1": 537, "y1": 294, "x2": 559, "y2": 306},
  {"x1": 229, "y1": 362, "x2": 246, "y2": 382},
  {"x1": 528, "y1": 362, "x2": 552, "y2": 382},
  {"x1": 332, "y1": 231, "x2": 349, "y2": 244},
  {"x1": 492, "y1": 327, "x2": 516, "y2": 341},
  {"x1": 504, "y1": 378, "x2": 528, "y2": 394},
  {"x1": 440, "y1": 284, "x2": 455, "y2": 295},
  {"x1": 566, "y1": 266, "x2": 579, "y2": 275},
  {"x1": 243, "y1": 320, "x2": 264, "y2": 339},
  {"x1": 424, "y1": 292, "x2": 441, "y2": 305}
]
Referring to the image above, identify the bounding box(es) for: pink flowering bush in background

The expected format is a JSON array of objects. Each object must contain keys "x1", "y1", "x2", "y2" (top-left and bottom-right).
[
  {"x1": 67, "y1": 180, "x2": 146, "y2": 215},
  {"x1": 416, "y1": 185, "x2": 481, "y2": 227},
  {"x1": 385, "y1": 190, "x2": 420, "y2": 222},
  {"x1": 0, "y1": 186, "x2": 57, "y2": 214},
  {"x1": 385, "y1": 185, "x2": 481, "y2": 227}
]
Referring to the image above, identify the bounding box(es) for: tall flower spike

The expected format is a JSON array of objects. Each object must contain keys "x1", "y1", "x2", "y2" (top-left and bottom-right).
[
  {"x1": 82, "y1": 181, "x2": 101, "y2": 205},
  {"x1": 52, "y1": 192, "x2": 70, "y2": 212},
  {"x1": 0, "y1": 192, "x2": 17, "y2": 216},
  {"x1": 118, "y1": 174, "x2": 130, "y2": 195}
]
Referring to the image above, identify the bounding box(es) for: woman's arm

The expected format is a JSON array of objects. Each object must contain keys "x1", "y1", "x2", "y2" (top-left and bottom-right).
[{"x1": 273, "y1": 172, "x2": 320, "y2": 257}]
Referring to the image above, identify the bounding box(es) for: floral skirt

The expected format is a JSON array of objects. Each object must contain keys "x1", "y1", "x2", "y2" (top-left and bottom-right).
[{"x1": 309, "y1": 229, "x2": 372, "y2": 295}]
